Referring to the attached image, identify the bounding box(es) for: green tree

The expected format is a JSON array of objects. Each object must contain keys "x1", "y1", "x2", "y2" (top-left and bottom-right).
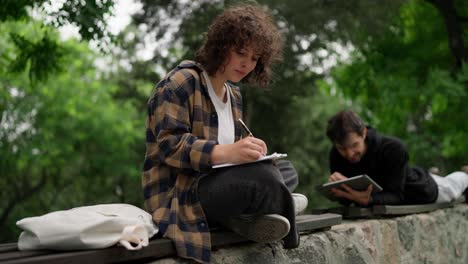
[
  {"x1": 0, "y1": 0, "x2": 114, "y2": 83},
  {"x1": 0, "y1": 21, "x2": 142, "y2": 242},
  {"x1": 425, "y1": 0, "x2": 468, "y2": 68}
]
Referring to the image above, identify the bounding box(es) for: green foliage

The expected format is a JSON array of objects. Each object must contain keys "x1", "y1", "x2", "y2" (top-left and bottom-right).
[
  {"x1": 1, "y1": 0, "x2": 114, "y2": 83},
  {"x1": 284, "y1": 88, "x2": 346, "y2": 208},
  {"x1": 9, "y1": 30, "x2": 66, "y2": 83},
  {"x1": 105, "y1": 24, "x2": 162, "y2": 112},
  {"x1": 1, "y1": 0, "x2": 114, "y2": 42},
  {"x1": 0, "y1": 1, "x2": 48, "y2": 21},
  {"x1": 50, "y1": 0, "x2": 114, "y2": 44},
  {"x1": 0, "y1": 22, "x2": 143, "y2": 242},
  {"x1": 1, "y1": 20, "x2": 67, "y2": 83}
]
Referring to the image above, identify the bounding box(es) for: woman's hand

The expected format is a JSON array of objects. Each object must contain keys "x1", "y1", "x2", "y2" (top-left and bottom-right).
[{"x1": 211, "y1": 137, "x2": 267, "y2": 165}]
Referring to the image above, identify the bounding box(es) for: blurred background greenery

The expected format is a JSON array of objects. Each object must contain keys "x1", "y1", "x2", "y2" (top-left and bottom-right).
[{"x1": 1, "y1": 0, "x2": 467, "y2": 243}]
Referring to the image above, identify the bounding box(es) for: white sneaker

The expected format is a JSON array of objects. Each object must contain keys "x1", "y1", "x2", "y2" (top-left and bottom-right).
[
  {"x1": 429, "y1": 167, "x2": 441, "y2": 175},
  {"x1": 461, "y1": 165, "x2": 468, "y2": 174},
  {"x1": 292, "y1": 193, "x2": 308, "y2": 215},
  {"x1": 226, "y1": 214, "x2": 290, "y2": 243}
]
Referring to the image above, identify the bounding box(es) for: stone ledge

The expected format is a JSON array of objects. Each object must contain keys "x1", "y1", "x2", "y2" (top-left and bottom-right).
[{"x1": 151, "y1": 204, "x2": 468, "y2": 263}]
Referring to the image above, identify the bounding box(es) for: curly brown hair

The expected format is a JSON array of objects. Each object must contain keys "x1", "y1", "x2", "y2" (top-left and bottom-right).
[{"x1": 194, "y1": 3, "x2": 283, "y2": 87}]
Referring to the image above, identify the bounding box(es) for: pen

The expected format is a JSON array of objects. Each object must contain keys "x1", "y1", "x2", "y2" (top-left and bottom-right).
[{"x1": 238, "y1": 118, "x2": 254, "y2": 137}]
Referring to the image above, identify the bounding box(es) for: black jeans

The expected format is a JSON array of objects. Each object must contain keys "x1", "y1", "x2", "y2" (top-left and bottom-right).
[{"x1": 197, "y1": 159, "x2": 299, "y2": 248}]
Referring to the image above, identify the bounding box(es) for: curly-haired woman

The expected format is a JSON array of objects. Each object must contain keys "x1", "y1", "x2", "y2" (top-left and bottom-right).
[{"x1": 142, "y1": 3, "x2": 306, "y2": 263}]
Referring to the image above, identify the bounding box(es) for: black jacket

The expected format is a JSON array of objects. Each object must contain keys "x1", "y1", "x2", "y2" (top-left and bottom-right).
[{"x1": 329, "y1": 127, "x2": 438, "y2": 205}]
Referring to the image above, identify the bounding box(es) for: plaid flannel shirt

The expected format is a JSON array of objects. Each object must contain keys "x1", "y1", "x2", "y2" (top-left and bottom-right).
[{"x1": 142, "y1": 60, "x2": 242, "y2": 263}]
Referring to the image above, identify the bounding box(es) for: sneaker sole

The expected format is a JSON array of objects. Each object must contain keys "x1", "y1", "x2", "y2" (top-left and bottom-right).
[{"x1": 234, "y1": 214, "x2": 290, "y2": 243}]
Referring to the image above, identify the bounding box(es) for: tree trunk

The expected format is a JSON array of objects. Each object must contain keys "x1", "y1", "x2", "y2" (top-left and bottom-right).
[
  {"x1": 426, "y1": 0, "x2": 467, "y2": 69},
  {"x1": 0, "y1": 173, "x2": 47, "y2": 232}
]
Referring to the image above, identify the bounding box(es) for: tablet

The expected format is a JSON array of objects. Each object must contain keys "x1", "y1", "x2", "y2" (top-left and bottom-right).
[{"x1": 315, "y1": 174, "x2": 383, "y2": 201}]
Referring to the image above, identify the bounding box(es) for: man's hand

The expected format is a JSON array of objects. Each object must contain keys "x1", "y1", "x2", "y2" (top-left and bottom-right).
[
  {"x1": 328, "y1": 172, "x2": 347, "y2": 182},
  {"x1": 331, "y1": 184, "x2": 373, "y2": 206}
]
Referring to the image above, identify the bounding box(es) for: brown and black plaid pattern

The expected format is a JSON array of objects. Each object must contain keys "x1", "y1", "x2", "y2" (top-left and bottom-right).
[{"x1": 142, "y1": 60, "x2": 242, "y2": 263}]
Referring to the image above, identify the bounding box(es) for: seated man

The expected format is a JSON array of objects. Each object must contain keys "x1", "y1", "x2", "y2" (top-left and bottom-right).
[{"x1": 325, "y1": 110, "x2": 468, "y2": 206}]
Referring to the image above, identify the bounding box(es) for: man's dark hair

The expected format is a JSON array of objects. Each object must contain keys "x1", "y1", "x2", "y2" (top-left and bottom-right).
[{"x1": 326, "y1": 110, "x2": 366, "y2": 145}]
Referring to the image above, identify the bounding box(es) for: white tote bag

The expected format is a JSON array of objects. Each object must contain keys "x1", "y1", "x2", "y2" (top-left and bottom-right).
[{"x1": 17, "y1": 204, "x2": 158, "y2": 251}]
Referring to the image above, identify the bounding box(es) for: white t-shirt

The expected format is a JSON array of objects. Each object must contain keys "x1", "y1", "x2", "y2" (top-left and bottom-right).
[{"x1": 202, "y1": 71, "x2": 235, "y2": 144}]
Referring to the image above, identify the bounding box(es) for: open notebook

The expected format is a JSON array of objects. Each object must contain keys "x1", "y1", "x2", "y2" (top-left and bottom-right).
[{"x1": 212, "y1": 152, "x2": 287, "y2": 169}]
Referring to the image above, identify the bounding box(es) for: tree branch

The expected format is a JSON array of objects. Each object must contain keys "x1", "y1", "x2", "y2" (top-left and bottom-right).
[
  {"x1": 0, "y1": 171, "x2": 47, "y2": 229},
  {"x1": 425, "y1": 0, "x2": 468, "y2": 69},
  {"x1": 458, "y1": 16, "x2": 468, "y2": 23}
]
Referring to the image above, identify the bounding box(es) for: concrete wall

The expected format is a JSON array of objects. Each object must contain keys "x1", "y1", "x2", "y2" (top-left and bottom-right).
[{"x1": 152, "y1": 204, "x2": 468, "y2": 264}]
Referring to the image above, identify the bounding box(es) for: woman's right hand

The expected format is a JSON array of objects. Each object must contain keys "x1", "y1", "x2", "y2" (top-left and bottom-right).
[{"x1": 211, "y1": 137, "x2": 267, "y2": 165}]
